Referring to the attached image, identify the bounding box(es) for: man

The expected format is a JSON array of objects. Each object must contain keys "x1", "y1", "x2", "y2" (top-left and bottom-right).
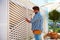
[{"x1": 25, "y1": 6, "x2": 43, "y2": 40}]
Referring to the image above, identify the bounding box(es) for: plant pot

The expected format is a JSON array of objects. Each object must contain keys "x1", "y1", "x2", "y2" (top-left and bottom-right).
[{"x1": 49, "y1": 32, "x2": 58, "y2": 39}]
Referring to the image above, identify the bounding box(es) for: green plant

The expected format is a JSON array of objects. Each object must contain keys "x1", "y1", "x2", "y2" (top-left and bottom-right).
[
  {"x1": 55, "y1": 28, "x2": 60, "y2": 33},
  {"x1": 48, "y1": 10, "x2": 60, "y2": 32}
]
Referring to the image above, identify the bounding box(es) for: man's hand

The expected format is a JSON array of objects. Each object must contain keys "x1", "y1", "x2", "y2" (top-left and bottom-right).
[{"x1": 25, "y1": 18, "x2": 30, "y2": 23}]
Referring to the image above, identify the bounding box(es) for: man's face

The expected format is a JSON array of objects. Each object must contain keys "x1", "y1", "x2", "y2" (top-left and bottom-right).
[{"x1": 33, "y1": 10, "x2": 39, "y2": 13}]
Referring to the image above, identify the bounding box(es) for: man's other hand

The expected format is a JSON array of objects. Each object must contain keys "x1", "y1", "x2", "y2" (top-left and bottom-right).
[{"x1": 25, "y1": 18, "x2": 30, "y2": 23}]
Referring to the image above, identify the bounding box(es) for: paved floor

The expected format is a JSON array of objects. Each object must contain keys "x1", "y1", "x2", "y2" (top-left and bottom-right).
[{"x1": 31, "y1": 38, "x2": 35, "y2": 40}]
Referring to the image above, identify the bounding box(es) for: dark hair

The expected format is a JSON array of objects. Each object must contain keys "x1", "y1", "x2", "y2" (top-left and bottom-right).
[{"x1": 32, "y1": 6, "x2": 39, "y2": 11}]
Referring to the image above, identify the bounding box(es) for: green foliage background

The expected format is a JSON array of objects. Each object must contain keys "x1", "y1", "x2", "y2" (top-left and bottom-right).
[{"x1": 48, "y1": 10, "x2": 60, "y2": 32}]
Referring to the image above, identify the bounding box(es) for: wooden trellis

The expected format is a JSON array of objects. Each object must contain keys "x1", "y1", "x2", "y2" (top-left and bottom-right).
[{"x1": 8, "y1": 1, "x2": 34, "y2": 40}]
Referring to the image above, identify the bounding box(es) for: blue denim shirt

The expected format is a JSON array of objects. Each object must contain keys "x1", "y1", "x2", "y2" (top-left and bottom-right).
[{"x1": 30, "y1": 12, "x2": 43, "y2": 31}]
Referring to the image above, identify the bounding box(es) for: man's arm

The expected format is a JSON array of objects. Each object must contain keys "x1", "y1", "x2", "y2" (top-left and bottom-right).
[{"x1": 30, "y1": 14, "x2": 39, "y2": 23}]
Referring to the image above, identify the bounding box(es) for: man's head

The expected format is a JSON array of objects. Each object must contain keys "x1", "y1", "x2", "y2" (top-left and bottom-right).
[{"x1": 32, "y1": 6, "x2": 40, "y2": 13}]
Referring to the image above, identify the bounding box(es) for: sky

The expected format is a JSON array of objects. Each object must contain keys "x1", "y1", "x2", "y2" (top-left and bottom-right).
[
  {"x1": 30, "y1": 0, "x2": 60, "y2": 6},
  {"x1": 30, "y1": 0, "x2": 48, "y2": 6},
  {"x1": 30, "y1": 0, "x2": 60, "y2": 12}
]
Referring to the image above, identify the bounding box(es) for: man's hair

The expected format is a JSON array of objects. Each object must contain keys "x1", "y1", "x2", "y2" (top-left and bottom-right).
[{"x1": 32, "y1": 6, "x2": 39, "y2": 11}]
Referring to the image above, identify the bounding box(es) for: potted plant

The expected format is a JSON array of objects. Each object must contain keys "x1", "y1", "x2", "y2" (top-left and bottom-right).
[{"x1": 47, "y1": 10, "x2": 60, "y2": 39}]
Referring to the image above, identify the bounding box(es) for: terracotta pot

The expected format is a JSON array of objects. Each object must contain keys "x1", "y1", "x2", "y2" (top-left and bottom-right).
[{"x1": 49, "y1": 32, "x2": 58, "y2": 39}]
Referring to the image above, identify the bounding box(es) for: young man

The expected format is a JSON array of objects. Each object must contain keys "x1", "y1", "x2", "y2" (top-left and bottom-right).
[{"x1": 25, "y1": 6, "x2": 43, "y2": 40}]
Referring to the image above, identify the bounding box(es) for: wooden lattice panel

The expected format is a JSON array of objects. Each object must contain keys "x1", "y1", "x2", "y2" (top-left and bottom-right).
[{"x1": 8, "y1": 1, "x2": 34, "y2": 40}]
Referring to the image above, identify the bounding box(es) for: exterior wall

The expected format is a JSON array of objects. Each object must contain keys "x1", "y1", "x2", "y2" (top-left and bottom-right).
[
  {"x1": 0, "y1": 0, "x2": 8, "y2": 40},
  {"x1": 40, "y1": 8, "x2": 48, "y2": 34}
]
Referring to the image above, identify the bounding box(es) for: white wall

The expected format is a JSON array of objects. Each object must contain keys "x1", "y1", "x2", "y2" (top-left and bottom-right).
[
  {"x1": 0, "y1": 0, "x2": 8, "y2": 40},
  {"x1": 40, "y1": 7, "x2": 48, "y2": 40}
]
